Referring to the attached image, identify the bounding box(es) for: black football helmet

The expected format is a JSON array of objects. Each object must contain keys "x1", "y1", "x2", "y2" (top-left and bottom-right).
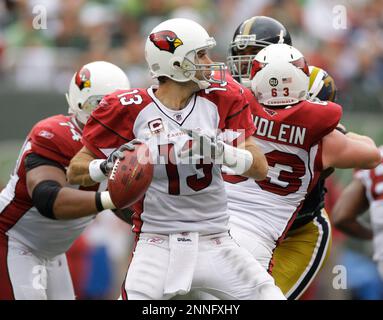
[
  {"x1": 308, "y1": 66, "x2": 338, "y2": 102},
  {"x1": 227, "y1": 16, "x2": 292, "y2": 87}
]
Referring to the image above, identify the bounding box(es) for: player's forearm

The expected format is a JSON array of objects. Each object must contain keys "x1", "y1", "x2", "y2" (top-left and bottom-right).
[
  {"x1": 334, "y1": 219, "x2": 373, "y2": 240},
  {"x1": 53, "y1": 188, "x2": 115, "y2": 220},
  {"x1": 67, "y1": 151, "x2": 97, "y2": 186},
  {"x1": 53, "y1": 188, "x2": 98, "y2": 219},
  {"x1": 349, "y1": 139, "x2": 381, "y2": 169},
  {"x1": 346, "y1": 132, "x2": 377, "y2": 147},
  {"x1": 242, "y1": 142, "x2": 268, "y2": 181},
  {"x1": 346, "y1": 133, "x2": 381, "y2": 168}
]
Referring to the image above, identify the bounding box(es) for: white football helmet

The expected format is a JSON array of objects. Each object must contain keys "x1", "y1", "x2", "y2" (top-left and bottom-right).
[
  {"x1": 145, "y1": 18, "x2": 226, "y2": 89},
  {"x1": 250, "y1": 43, "x2": 309, "y2": 106},
  {"x1": 66, "y1": 61, "x2": 131, "y2": 124}
]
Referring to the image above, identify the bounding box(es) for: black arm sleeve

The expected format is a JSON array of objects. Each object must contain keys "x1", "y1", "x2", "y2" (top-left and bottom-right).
[
  {"x1": 32, "y1": 180, "x2": 62, "y2": 220},
  {"x1": 25, "y1": 153, "x2": 65, "y2": 172}
]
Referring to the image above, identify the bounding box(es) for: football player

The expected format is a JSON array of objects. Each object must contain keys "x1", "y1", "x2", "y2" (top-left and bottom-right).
[
  {"x1": 67, "y1": 18, "x2": 286, "y2": 300},
  {"x1": 270, "y1": 66, "x2": 339, "y2": 299},
  {"x1": 0, "y1": 61, "x2": 131, "y2": 299},
  {"x1": 332, "y1": 146, "x2": 383, "y2": 280},
  {"x1": 223, "y1": 43, "x2": 381, "y2": 300},
  {"x1": 226, "y1": 16, "x2": 345, "y2": 299},
  {"x1": 227, "y1": 16, "x2": 292, "y2": 88}
]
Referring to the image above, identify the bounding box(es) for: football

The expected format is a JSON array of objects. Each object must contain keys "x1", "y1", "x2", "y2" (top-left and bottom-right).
[{"x1": 107, "y1": 143, "x2": 154, "y2": 209}]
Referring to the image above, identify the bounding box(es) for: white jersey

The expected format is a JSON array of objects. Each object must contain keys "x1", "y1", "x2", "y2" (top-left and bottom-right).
[
  {"x1": 82, "y1": 83, "x2": 255, "y2": 235},
  {"x1": 0, "y1": 115, "x2": 96, "y2": 258},
  {"x1": 224, "y1": 99, "x2": 342, "y2": 245},
  {"x1": 355, "y1": 146, "x2": 383, "y2": 261}
]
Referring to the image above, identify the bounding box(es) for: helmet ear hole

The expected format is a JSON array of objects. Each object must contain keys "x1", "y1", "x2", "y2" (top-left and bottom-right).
[{"x1": 78, "y1": 103, "x2": 83, "y2": 110}]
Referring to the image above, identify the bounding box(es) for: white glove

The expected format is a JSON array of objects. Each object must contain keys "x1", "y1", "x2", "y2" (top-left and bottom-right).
[
  {"x1": 178, "y1": 129, "x2": 253, "y2": 175},
  {"x1": 178, "y1": 129, "x2": 224, "y2": 162}
]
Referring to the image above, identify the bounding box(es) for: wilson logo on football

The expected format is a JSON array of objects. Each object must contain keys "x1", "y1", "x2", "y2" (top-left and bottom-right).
[
  {"x1": 149, "y1": 30, "x2": 183, "y2": 53},
  {"x1": 109, "y1": 159, "x2": 120, "y2": 181}
]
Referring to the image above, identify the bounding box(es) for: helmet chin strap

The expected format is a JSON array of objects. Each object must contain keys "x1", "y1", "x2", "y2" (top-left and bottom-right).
[
  {"x1": 65, "y1": 92, "x2": 74, "y2": 115},
  {"x1": 70, "y1": 115, "x2": 84, "y2": 132},
  {"x1": 66, "y1": 92, "x2": 89, "y2": 126}
]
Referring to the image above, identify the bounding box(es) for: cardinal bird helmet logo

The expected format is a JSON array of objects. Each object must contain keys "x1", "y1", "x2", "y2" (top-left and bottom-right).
[
  {"x1": 149, "y1": 30, "x2": 183, "y2": 54},
  {"x1": 75, "y1": 67, "x2": 91, "y2": 90}
]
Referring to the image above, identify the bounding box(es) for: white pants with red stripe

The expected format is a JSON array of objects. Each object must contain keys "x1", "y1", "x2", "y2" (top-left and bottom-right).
[
  {"x1": 121, "y1": 232, "x2": 285, "y2": 300},
  {"x1": 0, "y1": 236, "x2": 75, "y2": 300}
]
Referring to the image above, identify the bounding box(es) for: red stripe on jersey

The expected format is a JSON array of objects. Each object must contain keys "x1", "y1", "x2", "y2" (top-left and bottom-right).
[
  {"x1": 131, "y1": 196, "x2": 145, "y2": 234},
  {"x1": 0, "y1": 173, "x2": 33, "y2": 234},
  {"x1": 0, "y1": 201, "x2": 31, "y2": 234},
  {"x1": 309, "y1": 141, "x2": 324, "y2": 194},
  {"x1": 0, "y1": 235, "x2": 15, "y2": 299},
  {"x1": 268, "y1": 203, "x2": 303, "y2": 274}
]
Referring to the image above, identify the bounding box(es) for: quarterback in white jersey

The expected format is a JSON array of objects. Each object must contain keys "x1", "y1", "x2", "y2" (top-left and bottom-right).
[
  {"x1": 224, "y1": 44, "x2": 381, "y2": 279},
  {"x1": 68, "y1": 18, "x2": 285, "y2": 300},
  {"x1": 0, "y1": 61, "x2": 131, "y2": 299},
  {"x1": 333, "y1": 146, "x2": 383, "y2": 280}
]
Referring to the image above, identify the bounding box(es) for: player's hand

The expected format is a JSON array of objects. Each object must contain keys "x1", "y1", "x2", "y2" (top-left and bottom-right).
[
  {"x1": 102, "y1": 139, "x2": 143, "y2": 174},
  {"x1": 178, "y1": 129, "x2": 224, "y2": 161}
]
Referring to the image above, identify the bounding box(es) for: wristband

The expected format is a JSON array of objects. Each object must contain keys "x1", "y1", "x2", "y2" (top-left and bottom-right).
[
  {"x1": 89, "y1": 159, "x2": 107, "y2": 183},
  {"x1": 219, "y1": 142, "x2": 253, "y2": 175},
  {"x1": 95, "y1": 191, "x2": 116, "y2": 211},
  {"x1": 335, "y1": 126, "x2": 348, "y2": 135}
]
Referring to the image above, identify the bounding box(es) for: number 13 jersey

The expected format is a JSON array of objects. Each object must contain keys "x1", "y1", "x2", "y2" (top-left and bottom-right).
[
  {"x1": 82, "y1": 83, "x2": 255, "y2": 235},
  {"x1": 224, "y1": 99, "x2": 342, "y2": 244}
]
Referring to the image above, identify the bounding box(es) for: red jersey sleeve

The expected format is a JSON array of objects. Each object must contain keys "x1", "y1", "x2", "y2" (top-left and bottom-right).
[
  {"x1": 200, "y1": 81, "x2": 256, "y2": 140},
  {"x1": 82, "y1": 89, "x2": 148, "y2": 159},
  {"x1": 29, "y1": 115, "x2": 82, "y2": 167},
  {"x1": 243, "y1": 85, "x2": 261, "y2": 119},
  {"x1": 304, "y1": 100, "x2": 343, "y2": 146}
]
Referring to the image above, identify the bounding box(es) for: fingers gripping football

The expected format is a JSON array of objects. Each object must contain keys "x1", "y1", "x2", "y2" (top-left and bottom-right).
[
  {"x1": 88, "y1": 139, "x2": 144, "y2": 184},
  {"x1": 104, "y1": 139, "x2": 144, "y2": 173},
  {"x1": 107, "y1": 141, "x2": 153, "y2": 209},
  {"x1": 178, "y1": 129, "x2": 224, "y2": 161}
]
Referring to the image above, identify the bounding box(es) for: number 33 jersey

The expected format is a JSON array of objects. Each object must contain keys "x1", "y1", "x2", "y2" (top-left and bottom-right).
[
  {"x1": 224, "y1": 99, "x2": 342, "y2": 244},
  {"x1": 82, "y1": 83, "x2": 255, "y2": 235}
]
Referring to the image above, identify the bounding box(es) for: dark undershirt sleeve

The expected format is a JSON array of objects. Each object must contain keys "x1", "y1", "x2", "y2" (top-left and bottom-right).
[{"x1": 24, "y1": 153, "x2": 65, "y2": 173}]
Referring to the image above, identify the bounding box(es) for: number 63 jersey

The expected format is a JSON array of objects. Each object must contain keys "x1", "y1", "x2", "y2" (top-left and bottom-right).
[
  {"x1": 82, "y1": 84, "x2": 255, "y2": 235},
  {"x1": 224, "y1": 99, "x2": 342, "y2": 244}
]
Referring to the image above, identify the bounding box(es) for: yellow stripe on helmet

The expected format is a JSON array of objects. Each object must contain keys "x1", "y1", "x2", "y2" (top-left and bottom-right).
[
  {"x1": 308, "y1": 66, "x2": 321, "y2": 91},
  {"x1": 242, "y1": 17, "x2": 257, "y2": 35}
]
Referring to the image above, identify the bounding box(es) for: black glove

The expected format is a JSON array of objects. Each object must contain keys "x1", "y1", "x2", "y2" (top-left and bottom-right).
[{"x1": 101, "y1": 139, "x2": 143, "y2": 175}]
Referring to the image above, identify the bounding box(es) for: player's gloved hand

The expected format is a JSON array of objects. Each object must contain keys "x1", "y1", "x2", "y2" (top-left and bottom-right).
[
  {"x1": 178, "y1": 128, "x2": 253, "y2": 175},
  {"x1": 89, "y1": 139, "x2": 143, "y2": 183},
  {"x1": 103, "y1": 139, "x2": 143, "y2": 173},
  {"x1": 178, "y1": 129, "x2": 224, "y2": 161}
]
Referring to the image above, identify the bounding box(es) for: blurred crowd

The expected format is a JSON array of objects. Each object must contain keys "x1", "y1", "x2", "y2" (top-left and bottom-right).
[
  {"x1": 1, "y1": 0, "x2": 383, "y2": 299},
  {"x1": 0, "y1": 0, "x2": 383, "y2": 110}
]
